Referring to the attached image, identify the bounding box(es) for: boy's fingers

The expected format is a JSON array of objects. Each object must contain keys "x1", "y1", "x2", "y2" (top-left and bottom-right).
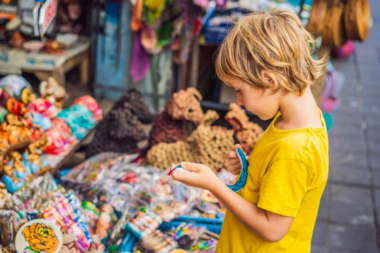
[
  {"x1": 234, "y1": 144, "x2": 246, "y2": 155},
  {"x1": 225, "y1": 159, "x2": 240, "y2": 167},
  {"x1": 228, "y1": 151, "x2": 237, "y2": 159},
  {"x1": 232, "y1": 168, "x2": 242, "y2": 175},
  {"x1": 171, "y1": 171, "x2": 185, "y2": 182},
  {"x1": 181, "y1": 162, "x2": 201, "y2": 172},
  {"x1": 228, "y1": 163, "x2": 242, "y2": 173},
  {"x1": 234, "y1": 144, "x2": 242, "y2": 150}
]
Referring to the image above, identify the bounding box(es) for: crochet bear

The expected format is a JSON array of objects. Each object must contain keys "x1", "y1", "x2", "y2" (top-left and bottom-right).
[
  {"x1": 85, "y1": 89, "x2": 153, "y2": 158},
  {"x1": 225, "y1": 103, "x2": 263, "y2": 155},
  {"x1": 148, "y1": 88, "x2": 204, "y2": 146},
  {"x1": 146, "y1": 110, "x2": 234, "y2": 173}
]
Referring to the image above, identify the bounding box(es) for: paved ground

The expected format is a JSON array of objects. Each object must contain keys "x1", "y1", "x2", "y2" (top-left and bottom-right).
[{"x1": 311, "y1": 0, "x2": 380, "y2": 252}]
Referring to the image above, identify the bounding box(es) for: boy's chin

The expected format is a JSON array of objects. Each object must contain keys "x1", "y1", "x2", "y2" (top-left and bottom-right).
[{"x1": 257, "y1": 114, "x2": 274, "y2": 121}]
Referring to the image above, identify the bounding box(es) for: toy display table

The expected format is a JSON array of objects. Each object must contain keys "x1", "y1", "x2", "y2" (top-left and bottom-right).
[{"x1": 0, "y1": 38, "x2": 90, "y2": 87}]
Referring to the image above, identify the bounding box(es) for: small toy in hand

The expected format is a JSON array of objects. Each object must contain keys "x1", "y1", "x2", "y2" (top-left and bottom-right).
[
  {"x1": 167, "y1": 165, "x2": 190, "y2": 176},
  {"x1": 226, "y1": 147, "x2": 249, "y2": 192},
  {"x1": 168, "y1": 147, "x2": 249, "y2": 193}
]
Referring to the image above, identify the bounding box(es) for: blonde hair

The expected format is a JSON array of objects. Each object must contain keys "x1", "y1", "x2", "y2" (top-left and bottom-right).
[{"x1": 215, "y1": 10, "x2": 327, "y2": 94}]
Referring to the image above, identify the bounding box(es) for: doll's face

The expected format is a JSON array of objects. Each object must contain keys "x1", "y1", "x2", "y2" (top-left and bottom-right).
[
  {"x1": 68, "y1": 3, "x2": 81, "y2": 20},
  {"x1": 3, "y1": 165, "x2": 13, "y2": 176}
]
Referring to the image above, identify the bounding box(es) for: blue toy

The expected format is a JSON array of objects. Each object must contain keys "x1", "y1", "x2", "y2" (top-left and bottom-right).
[
  {"x1": 57, "y1": 105, "x2": 96, "y2": 140},
  {"x1": 226, "y1": 148, "x2": 249, "y2": 192},
  {"x1": 22, "y1": 152, "x2": 49, "y2": 174},
  {"x1": 32, "y1": 112, "x2": 53, "y2": 131},
  {"x1": 3, "y1": 175, "x2": 24, "y2": 193}
]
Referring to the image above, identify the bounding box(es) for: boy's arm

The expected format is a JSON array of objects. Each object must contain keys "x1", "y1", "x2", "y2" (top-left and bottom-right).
[
  {"x1": 171, "y1": 162, "x2": 294, "y2": 242},
  {"x1": 210, "y1": 179, "x2": 294, "y2": 242}
]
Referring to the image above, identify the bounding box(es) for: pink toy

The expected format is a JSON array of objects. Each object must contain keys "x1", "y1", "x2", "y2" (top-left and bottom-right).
[
  {"x1": 74, "y1": 96, "x2": 103, "y2": 121},
  {"x1": 45, "y1": 128, "x2": 71, "y2": 155},
  {"x1": 28, "y1": 98, "x2": 59, "y2": 119}
]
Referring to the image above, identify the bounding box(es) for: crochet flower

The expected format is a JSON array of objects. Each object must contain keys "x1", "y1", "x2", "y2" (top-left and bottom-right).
[{"x1": 22, "y1": 223, "x2": 59, "y2": 253}]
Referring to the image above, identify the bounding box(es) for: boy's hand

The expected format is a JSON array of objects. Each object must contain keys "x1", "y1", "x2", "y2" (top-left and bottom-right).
[
  {"x1": 223, "y1": 144, "x2": 245, "y2": 175},
  {"x1": 171, "y1": 162, "x2": 220, "y2": 191}
]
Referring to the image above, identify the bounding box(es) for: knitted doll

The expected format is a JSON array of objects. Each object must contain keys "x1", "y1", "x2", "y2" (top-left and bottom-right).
[
  {"x1": 146, "y1": 110, "x2": 234, "y2": 173},
  {"x1": 85, "y1": 90, "x2": 153, "y2": 158},
  {"x1": 149, "y1": 88, "x2": 204, "y2": 146},
  {"x1": 225, "y1": 103, "x2": 263, "y2": 155}
]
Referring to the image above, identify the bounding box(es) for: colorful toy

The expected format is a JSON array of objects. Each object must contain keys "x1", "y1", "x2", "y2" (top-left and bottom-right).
[
  {"x1": 45, "y1": 128, "x2": 71, "y2": 155},
  {"x1": 2, "y1": 164, "x2": 25, "y2": 193},
  {"x1": 226, "y1": 147, "x2": 248, "y2": 192},
  {"x1": 74, "y1": 96, "x2": 103, "y2": 121},
  {"x1": 57, "y1": 105, "x2": 95, "y2": 140},
  {"x1": 167, "y1": 165, "x2": 190, "y2": 176},
  {"x1": 32, "y1": 112, "x2": 53, "y2": 131},
  {"x1": 29, "y1": 99, "x2": 59, "y2": 119}
]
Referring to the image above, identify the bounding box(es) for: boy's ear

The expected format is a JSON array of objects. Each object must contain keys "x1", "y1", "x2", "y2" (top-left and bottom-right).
[{"x1": 260, "y1": 70, "x2": 278, "y2": 91}]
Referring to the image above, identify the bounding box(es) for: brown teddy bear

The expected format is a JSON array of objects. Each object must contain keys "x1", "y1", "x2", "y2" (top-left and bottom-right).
[
  {"x1": 148, "y1": 88, "x2": 204, "y2": 147},
  {"x1": 225, "y1": 103, "x2": 263, "y2": 155},
  {"x1": 146, "y1": 110, "x2": 234, "y2": 173}
]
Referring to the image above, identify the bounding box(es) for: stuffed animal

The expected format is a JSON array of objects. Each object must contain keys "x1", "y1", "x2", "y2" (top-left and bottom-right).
[
  {"x1": 39, "y1": 77, "x2": 66, "y2": 109},
  {"x1": 225, "y1": 103, "x2": 263, "y2": 155},
  {"x1": 146, "y1": 110, "x2": 234, "y2": 173},
  {"x1": 85, "y1": 89, "x2": 153, "y2": 158},
  {"x1": 149, "y1": 87, "x2": 204, "y2": 146}
]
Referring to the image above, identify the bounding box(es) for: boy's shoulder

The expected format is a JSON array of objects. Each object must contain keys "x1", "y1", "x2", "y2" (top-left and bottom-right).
[{"x1": 255, "y1": 128, "x2": 327, "y2": 165}]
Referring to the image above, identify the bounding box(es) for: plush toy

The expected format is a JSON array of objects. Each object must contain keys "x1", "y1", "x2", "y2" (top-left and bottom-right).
[
  {"x1": 225, "y1": 103, "x2": 263, "y2": 155},
  {"x1": 57, "y1": 105, "x2": 95, "y2": 140},
  {"x1": 147, "y1": 110, "x2": 234, "y2": 173},
  {"x1": 85, "y1": 89, "x2": 153, "y2": 158},
  {"x1": 28, "y1": 99, "x2": 59, "y2": 119},
  {"x1": 149, "y1": 88, "x2": 204, "y2": 147},
  {"x1": 40, "y1": 77, "x2": 66, "y2": 109},
  {"x1": 2, "y1": 164, "x2": 25, "y2": 193},
  {"x1": 74, "y1": 96, "x2": 103, "y2": 121}
]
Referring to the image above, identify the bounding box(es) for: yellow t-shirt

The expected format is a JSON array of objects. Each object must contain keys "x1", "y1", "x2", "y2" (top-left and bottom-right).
[{"x1": 216, "y1": 111, "x2": 329, "y2": 253}]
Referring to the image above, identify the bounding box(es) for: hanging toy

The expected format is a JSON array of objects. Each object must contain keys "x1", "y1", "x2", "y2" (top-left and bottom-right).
[{"x1": 168, "y1": 147, "x2": 249, "y2": 193}]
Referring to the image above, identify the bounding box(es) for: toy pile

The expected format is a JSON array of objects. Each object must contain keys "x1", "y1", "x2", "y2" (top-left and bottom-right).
[
  {"x1": 58, "y1": 152, "x2": 227, "y2": 252},
  {"x1": 0, "y1": 75, "x2": 102, "y2": 195},
  {"x1": 0, "y1": 83, "x2": 265, "y2": 253}
]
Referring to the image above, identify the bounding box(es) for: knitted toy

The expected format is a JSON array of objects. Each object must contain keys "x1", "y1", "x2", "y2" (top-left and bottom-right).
[
  {"x1": 146, "y1": 110, "x2": 234, "y2": 173},
  {"x1": 225, "y1": 103, "x2": 263, "y2": 155},
  {"x1": 85, "y1": 90, "x2": 153, "y2": 158},
  {"x1": 149, "y1": 88, "x2": 204, "y2": 147}
]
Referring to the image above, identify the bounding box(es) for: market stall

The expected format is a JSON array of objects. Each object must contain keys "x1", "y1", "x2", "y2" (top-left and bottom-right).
[{"x1": 0, "y1": 0, "x2": 373, "y2": 252}]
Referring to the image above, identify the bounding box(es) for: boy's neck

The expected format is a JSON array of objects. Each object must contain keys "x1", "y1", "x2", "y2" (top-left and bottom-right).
[{"x1": 276, "y1": 87, "x2": 322, "y2": 130}]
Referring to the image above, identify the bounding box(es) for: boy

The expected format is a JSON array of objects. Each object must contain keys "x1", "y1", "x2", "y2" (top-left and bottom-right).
[{"x1": 171, "y1": 10, "x2": 328, "y2": 252}]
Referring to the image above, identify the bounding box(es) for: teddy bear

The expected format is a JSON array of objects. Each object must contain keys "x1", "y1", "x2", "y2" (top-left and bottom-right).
[
  {"x1": 148, "y1": 87, "x2": 204, "y2": 147},
  {"x1": 146, "y1": 110, "x2": 234, "y2": 173},
  {"x1": 225, "y1": 103, "x2": 263, "y2": 155}
]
